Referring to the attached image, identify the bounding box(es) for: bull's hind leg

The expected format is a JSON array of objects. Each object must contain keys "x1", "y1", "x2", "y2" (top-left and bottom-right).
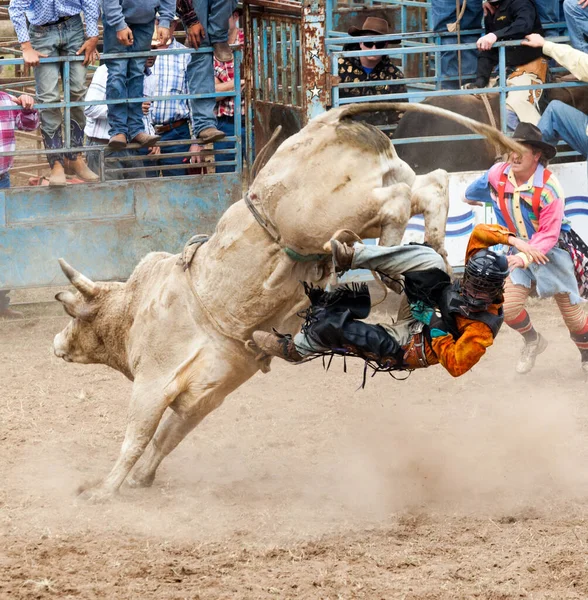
[
  {"x1": 78, "y1": 376, "x2": 177, "y2": 502},
  {"x1": 128, "y1": 356, "x2": 257, "y2": 489},
  {"x1": 411, "y1": 169, "x2": 450, "y2": 268}
]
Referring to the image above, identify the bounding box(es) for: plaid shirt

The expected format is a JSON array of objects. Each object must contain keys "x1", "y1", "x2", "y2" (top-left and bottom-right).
[
  {"x1": 214, "y1": 29, "x2": 244, "y2": 118},
  {"x1": 0, "y1": 92, "x2": 39, "y2": 175},
  {"x1": 8, "y1": 0, "x2": 100, "y2": 44},
  {"x1": 149, "y1": 39, "x2": 192, "y2": 127}
]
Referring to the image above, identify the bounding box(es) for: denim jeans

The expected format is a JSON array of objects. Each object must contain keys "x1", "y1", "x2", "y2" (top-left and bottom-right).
[
  {"x1": 29, "y1": 15, "x2": 88, "y2": 165},
  {"x1": 293, "y1": 242, "x2": 447, "y2": 356},
  {"x1": 103, "y1": 20, "x2": 155, "y2": 140},
  {"x1": 535, "y1": 0, "x2": 562, "y2": 24},
  {"x1": 186, "y1": 0, "x2": 234, "y2": 135},
  {"x1": 431, "y1": 0, "x2": 483, "y2": 89},
  {"x1": 86, "y1": 137, "x2": 146, "y2": 180},
  {"x1": 154, "y1": 122, "x2": 192, "y2": 177},
  {"x1": 538, "y1": 99, "x2": 588, "y2": 158},
  {"x1": 563, "y1": 0, "x2": 588, "y2": 53},
  {"x1": 214, "y1": 115, "x2": 245, "y2": 173}
]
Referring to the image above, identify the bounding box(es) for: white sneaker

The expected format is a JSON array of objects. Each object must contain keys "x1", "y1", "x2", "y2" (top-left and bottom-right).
[{"x1": 516, "y1": 333, "x2": 548, "y2": 374}]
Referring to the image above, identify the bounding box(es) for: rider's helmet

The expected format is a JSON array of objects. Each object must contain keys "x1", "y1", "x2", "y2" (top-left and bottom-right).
[{"x1": 462, "y1": 249, "x2": 509, "y2": 309}]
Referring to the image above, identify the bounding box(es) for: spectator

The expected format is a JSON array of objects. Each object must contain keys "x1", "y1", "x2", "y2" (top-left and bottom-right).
[
  {"x1": 177, "y1": 0, "x2": 237, "y2": 145},
  {"x1": 532, "y1": 0, "x2": 562, "y2": 27},
  {"x1": 146, "y1": 19, "x2": 193, "y2": 177},
  {"x1": 0, "y1": 89, "x2": 39, "y2": 319},
  {"x1": 337, "y1": 17, "x2": 407, "y2": 132},
  {"x1": 523, "y1": 33, "x2": 588, "y2": 162},
  {"x1": 213, "y1": 5, "x2": 244, "y2": 173},
  {"x1": 101, "y1": 0, "x2": 175, "y2": 150},
  {"x1": 474, "y1": 0, "x2": 547, "y2": 127},
  {"x1": 84, "y1": 60, "x2": 157, "y2": 180},
  {"x1": 563, "y1": 0, "x2": 588, "y2": 54},
  {"x1": 431, "y1": 0, "x2": 483, "y2": 89},
  {"x1": 8, "y1": 0, "x2": 100, "y2": 186}
]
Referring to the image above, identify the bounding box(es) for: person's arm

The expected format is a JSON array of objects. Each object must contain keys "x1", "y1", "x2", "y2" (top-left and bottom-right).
[
  {"x1": 81, "y1": 0, "x2": 101, "y2": 39},
  {"x1": 12, "y1": 95, "x2": 39, "y2": 131},
  {"x1": 102, "y1": 0, "x2": 127, "y2": 31},
  {"x1": 492, "y1": 0, "x2": 538, "y2": 40},
  {"x1": 543, "y1": 41, "x2": 588, "y2": 82},
  {"x1": 464, "y1": 223, "x2": 512, "y2": 262},
  {"x1": 84, "y1": 67, "x2": 109, "y2": 120},
  {"x1": 430, "y1": 319, "x2": 495, "y2": 377},
  {"x1": 8, "y1": 0, "x2": 32, "y2": 44},
  {"x1": 177, "y1": 0, "x2": 200, "y2": 29},
  {"x1": 464, "y1": 169, "x2": 494, "y2": 205}
]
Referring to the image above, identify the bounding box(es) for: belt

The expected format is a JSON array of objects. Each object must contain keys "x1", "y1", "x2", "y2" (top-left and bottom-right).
[
  {"x1": 44, "y1": 15, "x2": 74, "y2": 27},
  {"x1": 154, "y1": 119, "x2": 189, "y2": 134}
]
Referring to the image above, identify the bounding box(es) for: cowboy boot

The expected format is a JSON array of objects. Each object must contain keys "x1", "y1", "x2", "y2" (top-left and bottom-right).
[
  {"x1": 41, "y1": 129, "x2": 67, "y2": 186},
  {"x1": 65, "y1": 119, "x2": 99, "y2": 182},
  {"x1": 252, "y1": 330, "x2": 303, "y2": 362},
  {"x1": 65, "y1": 156, "x2": 99, "y2": 182}
]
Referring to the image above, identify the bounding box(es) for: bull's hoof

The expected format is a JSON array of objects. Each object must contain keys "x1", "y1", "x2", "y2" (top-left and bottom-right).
[
  {"x1": 76, "y1": 479, "x2": 117, "y2": 503},
  {"x1": 126, "y1": 472, "x2": 156, "y2": 489}
]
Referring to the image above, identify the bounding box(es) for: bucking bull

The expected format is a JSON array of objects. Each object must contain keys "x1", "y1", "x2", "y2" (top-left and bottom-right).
[{"x1": 53, "y1": 102, "x2": 523, "y2": 501}]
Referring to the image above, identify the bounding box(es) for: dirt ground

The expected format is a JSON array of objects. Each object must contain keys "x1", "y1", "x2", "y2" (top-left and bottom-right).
[{"x1": 1, "y1": 298, "x2": 588, "y2": 599}]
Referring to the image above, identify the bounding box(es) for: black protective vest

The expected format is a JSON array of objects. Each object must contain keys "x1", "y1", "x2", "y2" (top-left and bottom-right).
[{"x1": 403, "y1": 271, "x2": 503, "y2": 340}]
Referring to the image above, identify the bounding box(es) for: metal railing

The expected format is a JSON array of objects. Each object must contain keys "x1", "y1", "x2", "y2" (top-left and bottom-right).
[{"x1": 0, "y1": 44, "x2": 243, "y2": 185}]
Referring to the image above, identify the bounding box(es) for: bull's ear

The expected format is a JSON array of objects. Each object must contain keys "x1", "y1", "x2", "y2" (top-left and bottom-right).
[
  {"x1": 58, "y1": 258, "x2": 100, "y2": 299},
  {"x1": 55, "y1": 291, "x2": 97, "y2": 321}
]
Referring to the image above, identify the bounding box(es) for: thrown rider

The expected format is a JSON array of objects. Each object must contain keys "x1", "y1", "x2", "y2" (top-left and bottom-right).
[{"x1": 253, "y1": 224, "x2": 524, "y2": 378}]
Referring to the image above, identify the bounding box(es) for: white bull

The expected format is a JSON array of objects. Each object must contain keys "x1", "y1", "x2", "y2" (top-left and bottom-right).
[{"x1": 53, "y1": 103, "x2": 523, "y2": 501}]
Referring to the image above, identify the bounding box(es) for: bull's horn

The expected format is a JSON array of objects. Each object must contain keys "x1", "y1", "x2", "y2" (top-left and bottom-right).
[
  {"x1": 338, "y1": 101, "x2": 526, "y2": 156},
  {"x1": 58, "y1": 258, "x2": 99, "y2": 298}
]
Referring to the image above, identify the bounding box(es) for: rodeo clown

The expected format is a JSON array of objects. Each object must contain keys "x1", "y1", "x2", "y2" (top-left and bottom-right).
[
  {"x1": 253, "y1": 223, "x2": 524, "y2": 379},
  {"x1": 465, "y1": 122, "x2": 588, "y2": 377}
]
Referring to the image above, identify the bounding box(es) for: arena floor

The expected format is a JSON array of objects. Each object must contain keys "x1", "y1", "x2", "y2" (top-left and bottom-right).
[{"x1": 1, "y1": 298, "x2": 588, "y2": 599}]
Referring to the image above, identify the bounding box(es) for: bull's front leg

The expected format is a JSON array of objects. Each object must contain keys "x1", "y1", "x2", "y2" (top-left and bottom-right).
[
  {"x1": 78, "y1": 376, "x2": 175, "y2": 502},
  {"x1": 411, "y1": 169, "x2": 450, "y2": 270}
]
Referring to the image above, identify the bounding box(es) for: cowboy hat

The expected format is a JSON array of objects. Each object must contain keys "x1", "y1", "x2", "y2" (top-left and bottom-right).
[
  {"x1": 512, "y1": 122, "x2": 557, "y2": 160},
  {"x1": 348, "y1": 17, "x2": 400, "y2": 45}
]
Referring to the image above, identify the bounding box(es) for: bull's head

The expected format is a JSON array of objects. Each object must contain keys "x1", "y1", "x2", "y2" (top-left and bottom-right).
[{"x1": 53, "y1": 259, "x2": 112, "y2": 366}]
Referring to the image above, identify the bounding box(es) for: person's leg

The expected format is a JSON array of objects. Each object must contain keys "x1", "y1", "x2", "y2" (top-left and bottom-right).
[
  {"x1": 158, "y1": 122, "x2": 192, "y2": 177},
  {"x1": 553, "y1": 293, "x2": 588, "y2": 369},
  {"x1": 187, "y1": 0, "x2": 218, "y2": 136},
  {"x1": 506, "y1": 72, "x2": 542, "y2": 126},
  {"x1": 293, "y1": 311, "x2": 403, "y2": 361},
  {"x1": 538, "y1": 100, "x2": 588, "y2": 157},
  {"x1": 214, "y1": 116, "x2": 234, "y2": 173},
  {"x1": 431, "y1": 0, "x2": 482, "y2": 88},
  {"x1": 535, "y1": 0, "x2": 561, "y2": 25},
  {"x1": 85, "y1": 137, "x2": 103, "y2": 177},
  {"x1": 352, "y1": 242, "x2": 447, "y2": 277},
  {"x1": 30, "y1": 25, "x2": 64, "y2": 168},
  {"x1": 563, "y1": 0, "x2": 588, "y2": 53},
  {"x1": 207, "y1": 0, "x2": 235, "y2": 43},
  {"x1": 60, "y1": 16, "x2": 87, "y2": 158},
  {"x1": 503, "y1": 277, "x2": 547, "y2": 373},
  {"x1": 103, "y1": 23, "x2": 130, "y2": 140},
  {"x1": 126, "y1": 20, "x2": 156, "y2": 140}
]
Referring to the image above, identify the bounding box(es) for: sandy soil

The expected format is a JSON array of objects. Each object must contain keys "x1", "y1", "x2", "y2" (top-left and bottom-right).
[{"x1": 1, "y1": 299, "x2": 588, "y2": 599}]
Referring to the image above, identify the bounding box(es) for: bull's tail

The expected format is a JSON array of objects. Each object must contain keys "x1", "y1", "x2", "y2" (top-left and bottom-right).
[{"x1": 333, "y1": 101, "x2": 525, "y2": 157}]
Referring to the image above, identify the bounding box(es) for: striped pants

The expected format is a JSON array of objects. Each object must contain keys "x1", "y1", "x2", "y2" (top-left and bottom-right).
[{"x1": 503, "y1": 277, "x2": 588, "y2": 356}]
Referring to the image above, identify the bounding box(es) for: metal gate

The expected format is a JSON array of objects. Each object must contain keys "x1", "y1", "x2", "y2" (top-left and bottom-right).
[
  {"x1": 0, "y1": 46, "x2": 243, "y2": 289},
  {"x1": 243, "y1": 0, "x2": 330, "y2": 167}
]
